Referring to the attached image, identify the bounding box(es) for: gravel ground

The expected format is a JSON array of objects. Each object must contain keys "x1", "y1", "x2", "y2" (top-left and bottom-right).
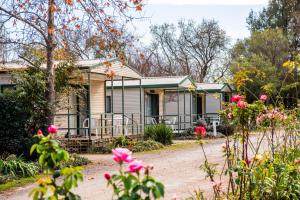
[{"x1": 0, "y1": 136, "x2": 266, "y2": 200}]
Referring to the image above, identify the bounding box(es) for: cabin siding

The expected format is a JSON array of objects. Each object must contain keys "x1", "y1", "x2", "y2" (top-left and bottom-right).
[
  {"x1": 90, "y1": 80, "x2": 105, "y2": 115},
  {"x1": 107, "y1": 88, "x2": 144, "y2": 115},
  {"x1": 205, "y1": 93, "x2": 221, "y2": 116}
]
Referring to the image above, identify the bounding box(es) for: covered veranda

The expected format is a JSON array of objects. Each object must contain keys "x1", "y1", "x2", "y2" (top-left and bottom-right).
[
  {"x1": 55, "y1": 59, "x2": 143, "y2": 151},
  {"x1": 106, "y1": 76, "x2": 198, "y2": 134}
]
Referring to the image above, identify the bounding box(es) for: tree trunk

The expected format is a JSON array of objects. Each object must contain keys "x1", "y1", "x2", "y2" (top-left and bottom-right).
[{"x1": 45, "y1": 0, "x2": 55, "y2": 125}]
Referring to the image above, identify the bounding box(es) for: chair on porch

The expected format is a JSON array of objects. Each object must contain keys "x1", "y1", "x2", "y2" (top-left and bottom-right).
[
  {"x1": 82, "y1": 118, "x2": 100, "y2": 138},
  {"x1": 151, "y1": 117, "x2": 158, "y2": 125},
  {"x1": 165, "y1": 117, "x2": 177, "y2": 132},
  {"x1": 111, "y1": 115, "x2": 130, "y2": 135}
]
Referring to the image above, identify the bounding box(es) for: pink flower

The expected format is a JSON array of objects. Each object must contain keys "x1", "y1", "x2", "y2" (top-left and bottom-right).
[
  {"x1": 112, "y1": 148, "x2": 133, "y2": 164},
  {"x1": 294, "y1": 159, "x2": 300, "y2": 164},
  {"x1": 37, "y1": 129, "x2": 43, "y2": 135},
  {"x1": 103, "y1": 172, "x2": 112, "y2": 181},
  {"x1": 128, "y1": 160, "x2": 143, "y2": 173},
  {"x1": 256, "y1": 114, "x2": 266, "y2": 125},
  {"x1": 237, "y1": 100, "x2": 247, "y2": 109},
  {"x1": 231, "y1": 95, "x2": 243, "y2": 103},
  {"x1": 128, "y1": 160, "x2": 144, "y2": 173},
  {"x1": 195, "y1": 126, "x2": 206, "y2": 137},
  {"x1": 47, "y1": 125, "x2": 58, "y2": 134},
  {"x1": 227, "y1": 112, "x2": 233, "y2": 119},
  {"x1": 260, "y1": 95, "x2": 268, "y2": 102}
]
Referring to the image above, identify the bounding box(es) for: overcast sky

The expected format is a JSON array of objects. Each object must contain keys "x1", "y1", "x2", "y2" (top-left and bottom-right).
[
  {"x1": 133, "y1": 0, "x2": 268, "y2": 45},
  {"x1": 147, "y1": 0, "x2": 268, "y2": 5}
]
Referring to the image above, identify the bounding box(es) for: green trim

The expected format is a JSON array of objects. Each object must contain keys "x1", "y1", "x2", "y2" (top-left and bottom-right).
[
  {"x1": 196, "y1": 89, "x2": 222, "y2": 93},
  {"x1": 107, "y1": 84, "x2": 179, "y2": 89},
  {"x1": 178, "y1": 75, "x2": 196, "y2": 88}
]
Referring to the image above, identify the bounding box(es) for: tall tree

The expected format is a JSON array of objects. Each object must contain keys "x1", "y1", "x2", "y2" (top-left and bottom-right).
[
  {"x1": 131, "y1": 19, "x2": 229, "y2": 82},
  {"x1": 0, "y1": 0, "x2": 144, "y2": 124},
  {"x1": 247, "y1": 0, "x2": 297, "y2": 33},
  {"x1": 230, "y1": 29, "x2": 298, "y2": 106}
]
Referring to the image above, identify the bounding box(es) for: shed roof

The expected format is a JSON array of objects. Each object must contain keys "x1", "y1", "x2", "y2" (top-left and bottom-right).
[
  {"x1": 196, "y1": 83, "x2": 233, "y2": 93},
  {"x1": 106, "y1": 76, "x2": 195, "y2": 89},
  {"x1": 0, "y1": 58, "x2": 141, "y2": 79}
]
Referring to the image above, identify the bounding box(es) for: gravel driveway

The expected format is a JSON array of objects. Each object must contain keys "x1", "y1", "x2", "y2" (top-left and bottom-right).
[{"x1": 0, "y1": 137, "x2": 264, "y2": 200}]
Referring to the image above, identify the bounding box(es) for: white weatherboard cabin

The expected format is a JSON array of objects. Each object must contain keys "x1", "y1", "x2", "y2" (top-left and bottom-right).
[
  {"x1": 106, "y1": 76, "x2": 196, "y2": 133},
  {"x1": 195, "y1": 83, "x2": 234, "y2": 122},
  {"x1": 0, "y1": 60, "x2": 233, "y2": 151},
  {"x1": 0, "y1": 59, "x2": 143, "y2": 151},
  {"x1": 106, "y1": 77, "x2": 234, "y2": 133}
]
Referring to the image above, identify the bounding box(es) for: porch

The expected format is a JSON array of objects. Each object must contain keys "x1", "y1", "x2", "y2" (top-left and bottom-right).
[{"x1": 53, "y1": 59, "x2": 143, "y2": 152}]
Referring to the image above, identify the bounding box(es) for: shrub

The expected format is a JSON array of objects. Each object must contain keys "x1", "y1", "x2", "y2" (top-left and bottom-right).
[
  {"x1": 0, "y1": 94, "x2": 37, "y2": 159},
  {"x1": 104, "y1": 148, "x2": 165, "y2": 199},
  {"x1": 130, "y1": 140, "x2": 164, "y2": 152},
  {"x1": 95, "y1": 136, "x2": 164, "y2": 153},
  {"x1": 216, "y1": 124, "x2": 235, "y2": 136},
  {"x1": 144, "y1": 124, "x2": 173, "y2": 145},
  {"x1": 62, "y1": 154, "x2": 91, "y2": 168},
  {"x1": 30, "y1": 125, "x2": 83, "y2": 199},
  {"x1": 0, "y1": 155, "x2": 39, "y2": 180}
]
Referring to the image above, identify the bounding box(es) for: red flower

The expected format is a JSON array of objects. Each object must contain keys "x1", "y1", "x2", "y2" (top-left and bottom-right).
[
  {"x1": 103, "y1": 172, "x2": 111, "y2": 181},
  {"x1": 37, "y1": 129, "x2": 43, "y2": 136},
  {"x1": 231, "y1": 95, "x2": 243, "y2": 103},
  {"x1": 195, "y1": 126, "x2": 206, "y2": 137},
  {"x1": 47, "y1": 125, "x2": 58, "y2": 134}
]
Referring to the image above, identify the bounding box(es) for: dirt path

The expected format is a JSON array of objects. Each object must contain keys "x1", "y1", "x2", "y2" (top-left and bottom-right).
[{"x1": 0, "y1": 137, "x2": 263, "y2": 200}]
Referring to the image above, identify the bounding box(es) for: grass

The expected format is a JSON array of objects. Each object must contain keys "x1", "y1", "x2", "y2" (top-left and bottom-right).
[
  {"x1": 0, "y1": 175, "x2": 43, "y2": 193},
  {"x1": 137, "y1": 140, "x2": 198, "y2": 154}
]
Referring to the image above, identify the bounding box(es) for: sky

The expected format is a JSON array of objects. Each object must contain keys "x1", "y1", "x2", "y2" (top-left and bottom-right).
[{"x1": 132, "y1": 0, "x2": 269, "y2": 45}]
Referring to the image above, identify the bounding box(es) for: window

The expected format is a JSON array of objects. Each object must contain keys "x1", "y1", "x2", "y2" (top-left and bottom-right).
[{"x1": 106, "y1": 96, "x2": 112, "y2": 113}]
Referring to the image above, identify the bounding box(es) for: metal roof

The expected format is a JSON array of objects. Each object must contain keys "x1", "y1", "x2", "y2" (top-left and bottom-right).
[
  {"x1": 106, "y1": 76, "x2": 195, "y2": 89},
  {"x1": 0, "y1": 58, "x2": 141, "y2": 79},
  {"x1": 196, "y1": 83, "x2": 233, "y2": 93}
]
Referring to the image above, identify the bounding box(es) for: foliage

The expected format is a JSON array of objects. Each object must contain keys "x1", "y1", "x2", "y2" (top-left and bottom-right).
[
  {"x1": 62, "y1": 154, "x2": 91, "y2": 168},
  {"x1": 130, "y1": 19, "x2": 229, "y2": 81},
  {"x1": 247, "y1": 0, "x2": 297, "y2": 33},
  {"x1": 144, "y1": 124, "x2": 173, "y2": 145},
  {"x1": 199, "y1": 94, "x2": 300, "y2": 199},
  {"x1": 96, "y1": 136, "x2": 164, "y2": 154},
  {"x1": 0, "y1": 0, "x2": 145, "y2": 124},
  {"x1": 230, "y1": 29, "x2": 298, "y2": 106},
  {"x1": 246, "y1": 149, "x2": 300, "y2": 199},
  {"x1": 30, "y1": 127, "x2": 83, "y2": 200},
  {"x1": 0, "y1": 63, "x2": 84, "y2": 159},
  {"x1": 0, "y1": 94, "x2": 37, "y2": 159},
  {"x1": 0, "y1": 155, "x2": 39, "y2": 182},
  {"x1": 105, "y1": 148, "x2": 165, "y2": 200},
  {"x1": 216, "y1": 124, "x2": 235, "y2": 136},
  {"x1": 0, "y1": 175, "x2": 42, "y2": 192}
]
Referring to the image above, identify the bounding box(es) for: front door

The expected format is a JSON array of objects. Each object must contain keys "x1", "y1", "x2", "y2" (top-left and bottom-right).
[
  {"x1": 147, "y1": 93, "x2": 159, "y2": 123},
  {"x1": 197, "y1": 96, "x2": 203, "y2": 117}
]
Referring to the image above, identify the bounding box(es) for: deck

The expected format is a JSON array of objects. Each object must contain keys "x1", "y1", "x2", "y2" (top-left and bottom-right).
[{"x1": 59, "y1": 134, "x2": 143, "y2": 153}]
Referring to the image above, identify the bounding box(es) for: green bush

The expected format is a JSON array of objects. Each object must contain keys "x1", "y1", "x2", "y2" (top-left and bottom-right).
[
  {"x1": 0, "y1": 155, "x2": 39, "y2": 182},
  {"x1": 144, "y1": 124, "x2": 173, "y2": 145},
  {"x1": 62, "y1": 154, "x2": 91, "y2": 167},
  {"x1": 130, "y1": 140, "x2": 164, "y2": 152},
  {"x1": 95, "y1": 136, "x2": 164, "y2": 153}
]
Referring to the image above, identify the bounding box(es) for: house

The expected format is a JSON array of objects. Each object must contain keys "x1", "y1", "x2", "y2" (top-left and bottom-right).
[
  {"x1": 0, "y1": 58, "x2": 142, "y2": 142},
  {"x1": 195, "y1": 83, "x2": 234, "y2": 123},
  {"x1": 106, "y1": 78, "x2": 234, "y2": 132},
  {"x1": 106, "y1": 76, "x2": 196, "y2": 133}
]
